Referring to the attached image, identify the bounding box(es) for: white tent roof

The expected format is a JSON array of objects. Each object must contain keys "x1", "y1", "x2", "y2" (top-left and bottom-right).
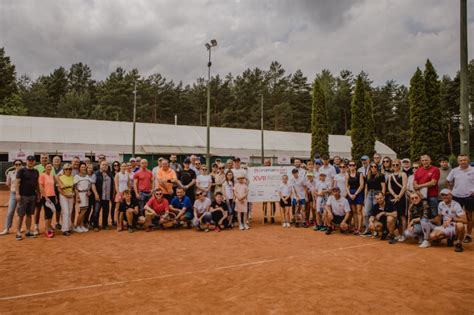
[{"x1": 0, "y1": 115, "x2": 397, "y2": 159}]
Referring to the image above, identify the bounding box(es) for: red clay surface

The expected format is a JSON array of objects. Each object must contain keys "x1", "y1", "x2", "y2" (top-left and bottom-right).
[{"x1": 0, "y1": 191, "x2": 473, "y2": 314}]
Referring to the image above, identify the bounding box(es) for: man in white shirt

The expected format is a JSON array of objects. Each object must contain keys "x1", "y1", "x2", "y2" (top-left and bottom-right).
[
  {"x1": 319, "y1": 155, "x2": 336, "y2": 185},
  {"x1": 324, "y1": 186, "x2": 351, "y2": 235},
  {"x1": 446, "y1": 154, "x2": 474, "y2": 243},
  {"x1": 430, "y1": 189, "x2": 467, "y2": 252}
]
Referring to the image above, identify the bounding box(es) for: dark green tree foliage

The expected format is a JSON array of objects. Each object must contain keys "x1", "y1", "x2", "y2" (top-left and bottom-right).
[
  {"x1": 0, "y1": 47, "x2": 17, "y2": 103},
  {"x1": 288, "y1": 69, "x2": 312, "y2": 132},
  {"x1": 364, "y1": 91, "x2": 376, "y2": 156},
  {"x1": 334, "y1": 70, "x2": 354, "y2": 134},
  {"x1": 351, "y1": 75, "x2": 367, "y2": 162},
  {"x1": 311, "y1": 79, "x2": 329, "y2": 159},
  {"x1": 423, "y1": 59, "x2": 444, "y2": 160},
  {"x1": 409, "y1": 68, "x2": 428, "y2": 160}
]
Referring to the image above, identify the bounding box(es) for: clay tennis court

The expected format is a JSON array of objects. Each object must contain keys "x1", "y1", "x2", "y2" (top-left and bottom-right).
[{"x1": 0, "y1": 191, "x2": 473, "y2": 314}]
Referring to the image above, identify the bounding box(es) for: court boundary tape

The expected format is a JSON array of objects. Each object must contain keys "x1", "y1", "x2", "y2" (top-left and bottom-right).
[{"x1": 0, "y1": 242, "x2": 381, "y2": 301}]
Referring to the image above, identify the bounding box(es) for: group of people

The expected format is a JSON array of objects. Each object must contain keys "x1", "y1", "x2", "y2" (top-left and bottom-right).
[
  {"x1": 274, "y1": 153, "x2": 473, "y2": 253},
  {"x1": 2, "y1": 151, "x2": 473, "y2": 253}
]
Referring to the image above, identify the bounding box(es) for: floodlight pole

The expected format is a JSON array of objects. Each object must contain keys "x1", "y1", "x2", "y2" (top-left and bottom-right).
[
  {"x1": 205, "y1": 40, "x2": 217, "y2": 170},
  {"x1": 261, "y1": 94, "x2": 264, "y2": 165},
  {"x1": 132, "y1": 82, "x2": 137, "y2": 157},
  {"x1": 460, "y1": 0, "x2": 470, "y2": 155}
]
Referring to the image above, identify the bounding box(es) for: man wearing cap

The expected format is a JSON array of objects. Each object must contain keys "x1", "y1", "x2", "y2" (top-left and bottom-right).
[
  {"x1": 290, "y1": 168, "x2": 306, "y2": 227},
  {"x1": 129, "y1": 158, "x2": 138, "y2": 173},
  {"x1": 231, "y1": 157, "x2": 247, "y2": 181},
  {"x1": 15, "y1": 155, "x2": 40, "y2": 240},
  {"x1": 446, "y1": 154, "x2": 474, "y2": 243},
  {"x1": 324, "y1": 186, "x2": 351, "y2": 235},
  {"x1": 319, "y1": 155, "x2": 337, "y2": 185},
  {"x1": 401, "y1": 158, "x2": 413, "y2": 176},
  {"x1": 179, "y1": 158, "x2": 197, "y2": 204},
  {"x1": 358, "y1": 155, "x2": 370, "y2": 177},
  {"x1": 438, "y1": 156, "x2": 451, "y2": 193},
  {"x1": 430, "y1": 189, "x2": 466, "y2": 252}
]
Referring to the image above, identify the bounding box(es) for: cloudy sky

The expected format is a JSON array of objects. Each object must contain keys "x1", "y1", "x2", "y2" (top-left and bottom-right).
[{"x1": 1, "y1": 0, "x2": 473, "y2": 86}]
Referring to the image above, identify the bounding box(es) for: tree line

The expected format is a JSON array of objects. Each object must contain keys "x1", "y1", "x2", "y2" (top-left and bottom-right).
[{"x1": 0, "y1": 47, "x2": 472, "y2": 160}]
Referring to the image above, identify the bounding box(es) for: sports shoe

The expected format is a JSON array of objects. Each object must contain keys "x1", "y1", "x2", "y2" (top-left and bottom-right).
[
  {"x1": 214, "y1": 226, "x2": 221, "y2": 232},
  {"x1": 128, "y1": 228, "x2": 134, "y2": 233},
  {"x1": 80, "y1": 226, "x2": 89, "y2": 232},
  {"x1": 380, "y1": 232, "x2": 388, "y2": 240},
  {"x1": 33, "y1": 229, "x2": 39, "y2": 237},
  {"x1": 313, "y1": 225, "x2": 320, "y2": 231},
  {"x1": 282, "y1": 223, "x2": 286, "y2": 228},
  {"x1": 25, "y1": 231, "x2": 34, "y2": 238},
  {"x1": 62, "y1": 231, "x2": 71, "y2": 236},
  {"x1": 454, "y1": 243, "x2": 464, "y2": 252},
  {"x1": 16, "y1": 234, "x2": 23, "y2": 241},
  {"x1": 239, "y1": 224, "x2": 244, "y2": 230},
  {"x1": 93, "y1": 228, "x2": 99, "y2": 232},
  {"x1": 463, "y1": 235, "x2": 472, "y2": 243},
  {"x1": 419, "y1": 240, "x2": 431, "y2": 248},
  {"x1": 320, "y1": 226, "x2": 328, "y2": 231},
  {"x1": 398, "y1": 235, "x2": 406, "y2": 242},
  {"x1": 361, "y1": 230, "x2": 371, "y2": 236},
  {"x1": 0, "y1": 229, "x2": 9, "y2": 235},
  {"x1": 244, "y1": 224, "x2": 250, "y2": 230},
  {"x1": 103, "y1": 226, "x2": 110, "y2": 231},
  {"x1": 388, "y1": 235, "x2": 397, "y2": 245},
  {"x1": 286, "y1": 223, "x2": 291, "y2": 228},
  {"x1": 204, "y1": 228, "x2": 209, "y2": 232},
  {"x1": 325, "y1": 227, "x2": 332, "y2": 235},
  {"x1": 55, "y1": 223, "x2": 62, "y2": 230},
  {"x1": 46, "y1": 230, "x2": 54, "y2": 238},
  {"x1": 73, "y1": 227, "x2": 83, "y2": 233}
]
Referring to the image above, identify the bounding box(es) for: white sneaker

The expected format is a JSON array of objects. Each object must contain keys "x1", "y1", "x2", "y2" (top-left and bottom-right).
[
  {"x1": 244, "y1": 224, "x2": 250, "y2": 230},
  {"x1": 239, "y1": 224, "x2": 244, "y2": 230},
  {"x1": 0, "y1": 229, "x2": 9, "y2": 235},
  {"x1": 419, "y1": 240, "x2": 431, "y2": 248},
  {"x1": 73, "y1": 227, "x2": 83, "y2": 233},
  {"x1": 398, "y1": 235, "x2": 406, "y2": 242},
  {"x1": 282, "y1": 223, "x2": 286, "y2": 228},
  {"x1": 80, "y1": 226, "x2": 88, "y2": 232}
]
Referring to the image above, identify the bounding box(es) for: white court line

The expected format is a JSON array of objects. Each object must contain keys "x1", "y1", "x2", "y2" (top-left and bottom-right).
[{"x1": 0, "y1": 242, "x2": 381, "y2": 301}]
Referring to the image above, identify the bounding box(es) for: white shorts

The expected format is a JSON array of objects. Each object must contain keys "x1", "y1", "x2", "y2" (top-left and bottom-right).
[
  {"x1": 78, "y1": 192, "x2": 89, "y2": 208},
  {"x1": 434, "y1": 225, "x2": 456, "y2": 237}
]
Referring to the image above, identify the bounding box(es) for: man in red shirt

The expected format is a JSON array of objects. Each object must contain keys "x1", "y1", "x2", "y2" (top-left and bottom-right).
[
  {"x1": 414, "y1": 154, "x2": 440, "y2": 216},
  {"x1": 133, "y1": 159, "x2": 153, "y2": 215},
  {"x1": 144, "y1": 189, "x2": 169, "y2": 231}
]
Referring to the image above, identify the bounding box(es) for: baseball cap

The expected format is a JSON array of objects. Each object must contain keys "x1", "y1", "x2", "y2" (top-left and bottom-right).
[
  {"x1": 314, "y1": 159, "x2": 322, "y2": 165},
  {"x1": 233, "y1": 157, "x2": 241, "y2": 162},
  {"x1": 401, "y1": 158, "x2": 410, "y2": 163},
  {"x1": 440, "y1": 188, "x2": 451, "y2": 195},
  {"x1": 360, "y1": 155, "x2": 369, "y2": 161},
  {"x1": 332, "y1": 186, "x2": 340, "y2": 191},
  {"x1": 26, "y1": 155, "x2": 35, "y2": 161},
  {"x1": 319, "y1": 172, "x2": 327, "y2": 177}
]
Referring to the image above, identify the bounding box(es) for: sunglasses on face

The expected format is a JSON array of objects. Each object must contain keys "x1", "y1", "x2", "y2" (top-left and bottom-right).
[
  {"x1": 219, "y1": 167, "x2": 225, "y2": 169},
  {"x1": 340, "y1": 166, "x2": 347, "y2": 168},
  {"x1": 114, "y1": 164, "x2": 119, "y2": 167},
  {"x1": 196, "y1": 193, "x2": 202, "y2": 196},
  {"x1": 370, "y1": 166, "x2": 377, "y2": 169},
  {"x1": 349, "y1": 164, "x2": 356, "y2": 167},
  {"x1": 155, "y1": 192, "x2": 163, "y2": 196},
  {"x1": 15, "y1": 163, "x2": 22, "y2": 166},
  {"x1": 64, "y1": 168, "x2": 72, "y2": 171},
  {"x1": 383, "y1": 160, "x2": 390, "y2": 163},
  {"x1": 410, "y1": 197, "x2": 420, "y2": 201}
]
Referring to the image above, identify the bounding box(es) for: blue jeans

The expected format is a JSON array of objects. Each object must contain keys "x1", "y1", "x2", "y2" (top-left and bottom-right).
[
  {"x1": 364, "y1": 191, "x2": 376, "y2": 230},
  {"x1": 138, "y1": 192, "x2": 151, "y2": 215},
  {"x1": 4, "y1": 192, "x2": 17, "y2": 230},
  {"x1": 427, "y1": 197, "x2": 439, "y2": 218}
]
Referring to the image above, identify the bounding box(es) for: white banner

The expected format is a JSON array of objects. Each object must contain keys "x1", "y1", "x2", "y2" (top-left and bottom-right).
[
  {"x1": 8, "y1": 150, "x2": 34, "y2": 162},
  {"x1": 247, "y1": 166, "x2": 293, "y2": 202},
  {"x1": 278, "y1": 155, "x2": 291, "y2": 165},
  {"x1": 95, "y1": 151, "x2": 121, "y2": 162},
  {"x1": 62, "y1": 152, "x2": 86, "y2": 161}
]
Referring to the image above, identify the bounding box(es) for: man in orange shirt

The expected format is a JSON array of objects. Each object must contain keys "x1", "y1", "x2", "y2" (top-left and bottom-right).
[{"x1": 155, "y1": 159, "x2": 177, "y2": 201}]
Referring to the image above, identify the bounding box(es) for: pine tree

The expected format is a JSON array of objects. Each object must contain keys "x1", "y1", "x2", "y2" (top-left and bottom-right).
[
  {"x1": 423, "y1": 59, "x2": 444, "y2": 160},
  {"x1": 409, "y1": 68, "x2": 428, "y2": 160},
  {"x1": 351, "y1": 75, "x2": 368, "y2": 163},
  {"x1": 311, "y1": 79, "x2": 329, "y2": 159},
  {"x1": 0, "y1": 47, "x2": 17, "y2": 103},
  {"x1": 364, "y1": 91, "x2": 376, "y2": 156}
]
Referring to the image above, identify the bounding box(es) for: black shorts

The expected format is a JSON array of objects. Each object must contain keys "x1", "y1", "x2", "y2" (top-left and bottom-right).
[
  {"x1": 333, "y1": 214, "x2": 345, "y2": 225},
  {"x1": 393, "y1": 196, "x2": 408, "y2": 217},
  {"x1": 453, "y1": 196, "x2": 474, "y2": 212},
  {"x1": 280, "y1": 198, "x2": 291, "y2": 208},
  {"x1": 211, "y1": 209, "x2": 226, "y2": 223},
  {"x1": 41, "y1": 196, "x2": 57, "y2": 220}
]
